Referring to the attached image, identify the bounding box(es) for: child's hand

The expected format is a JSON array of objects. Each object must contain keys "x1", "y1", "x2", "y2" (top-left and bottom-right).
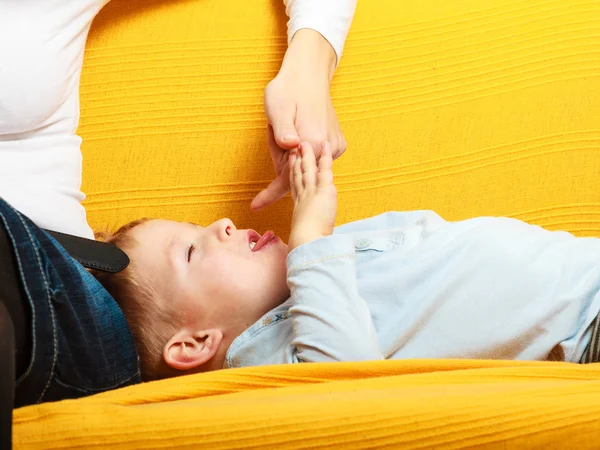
[{"x1": 288, "y1": 141, "x2": 338, "y2": 252}]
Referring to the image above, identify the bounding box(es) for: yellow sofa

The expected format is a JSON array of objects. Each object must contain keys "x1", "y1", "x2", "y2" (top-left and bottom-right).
[{"x1": 14, "y1": 0, "x2": 600, "y2": 448}]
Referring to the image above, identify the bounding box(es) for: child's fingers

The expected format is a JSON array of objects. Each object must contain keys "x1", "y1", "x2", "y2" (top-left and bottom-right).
[
  {"x1": 292, "y1": 150, "x2": 303, "y2": 197},
  {"x1": 300, "y1": 142, "x2": 318, "y2": 189},
  {"x1": 289, "y1": 152, "x2": 297, "y2": 200},
  {"x1": 317, "y1": 141, "x2": 334, "y2": 187}
]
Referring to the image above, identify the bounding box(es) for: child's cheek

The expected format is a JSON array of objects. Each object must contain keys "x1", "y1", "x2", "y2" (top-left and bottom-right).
[{"x1": 210, "y1": 253, "x2": 242, "y2": 278}]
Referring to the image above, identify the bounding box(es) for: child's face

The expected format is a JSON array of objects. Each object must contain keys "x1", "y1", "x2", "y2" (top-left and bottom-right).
[{"x1": 127, "y1": 218, "x2": 289, "y2": 334}]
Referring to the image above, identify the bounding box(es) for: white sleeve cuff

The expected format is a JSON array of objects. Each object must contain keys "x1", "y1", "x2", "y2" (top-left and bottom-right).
[{"x1": 285, "y1": 0, "x2": 357, "y2": 66}]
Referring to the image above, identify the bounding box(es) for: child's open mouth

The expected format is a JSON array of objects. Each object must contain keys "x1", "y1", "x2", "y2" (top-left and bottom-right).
[{"x1": 248, "y1": 230, "x2": 276, "y2": 252}]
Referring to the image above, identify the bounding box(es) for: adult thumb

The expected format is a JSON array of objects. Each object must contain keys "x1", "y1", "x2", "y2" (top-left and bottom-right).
[
  {"x1": 269, "y1": 106, "x2": 300, "y2": 150},
  {"x1": 250, "y1": 170, "x2": 290, "y2": 211}
]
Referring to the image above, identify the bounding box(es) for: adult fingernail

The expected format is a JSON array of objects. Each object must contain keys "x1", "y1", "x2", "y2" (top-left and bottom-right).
[{"x1": 283, "y1": 133, "x2": 297, "y2": 142}]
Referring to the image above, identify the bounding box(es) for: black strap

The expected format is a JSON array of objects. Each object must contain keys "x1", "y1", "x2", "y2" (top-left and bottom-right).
[{"x1": 44, "y1": 230, "x2": 130, "y2": 273}]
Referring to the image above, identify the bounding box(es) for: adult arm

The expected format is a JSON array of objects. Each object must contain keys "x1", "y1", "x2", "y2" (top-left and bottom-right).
[{"x1": 251, "y1": 0, "x2": 358, "y2": 211}]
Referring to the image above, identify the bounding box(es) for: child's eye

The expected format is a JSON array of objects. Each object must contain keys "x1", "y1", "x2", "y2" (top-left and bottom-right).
[{"x1": 187, "y1": 244, "x2": 195, "y2": 262}]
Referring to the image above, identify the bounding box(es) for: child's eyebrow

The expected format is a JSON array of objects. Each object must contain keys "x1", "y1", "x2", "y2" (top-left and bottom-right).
[
  {"x1": 166, "y1": 234, "x2": 178, "y2": 267},
  {"x1": 186, "y1": 222, "x2": 203, "y2": 230}
]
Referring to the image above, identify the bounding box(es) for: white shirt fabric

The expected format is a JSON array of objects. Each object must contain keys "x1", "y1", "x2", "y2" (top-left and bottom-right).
[
  {"x1": 0, "y1": 0, "x2": 357, "y2": 238},
  {"x1": 285, "y1": 0, "x2": 357, "y2": 64},
  {"x1": 0, "y1": 0, "x2": 110, "y2": 238},
  {"x1": 225, "y1": 211, "x2": 600, "y2": 368}
]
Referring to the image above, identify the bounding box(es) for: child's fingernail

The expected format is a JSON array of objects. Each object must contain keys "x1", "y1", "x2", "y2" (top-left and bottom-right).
[{"x1": 297, "y1": 142, "x2": 303, "y2": 152}]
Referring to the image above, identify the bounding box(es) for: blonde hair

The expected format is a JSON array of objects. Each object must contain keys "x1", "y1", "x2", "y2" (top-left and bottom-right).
[{"x1": 92, "y1": 219, "x2": 183, "y2": 381}]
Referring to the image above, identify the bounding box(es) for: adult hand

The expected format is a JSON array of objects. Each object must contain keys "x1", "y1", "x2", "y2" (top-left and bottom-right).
[{"x1": 250, "y1": 29, "x2": 346, "y2": 211}]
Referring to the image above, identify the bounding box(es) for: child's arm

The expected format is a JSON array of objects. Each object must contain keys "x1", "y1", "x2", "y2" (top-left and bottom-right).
[
  {"x1": 286, "y1": 142, "x2": 383, "y2": 362},
  {"x1": 287, "y1": 236, "x2": 383, "y2": 362}
]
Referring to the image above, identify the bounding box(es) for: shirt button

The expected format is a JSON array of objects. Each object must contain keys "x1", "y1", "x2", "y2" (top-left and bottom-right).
[
  {"x1": 355, "y1": 239, "x2": 371, "y2": 249},
  {"x1": 387, "y1": 236, "x2": 402, "y2": 250}
]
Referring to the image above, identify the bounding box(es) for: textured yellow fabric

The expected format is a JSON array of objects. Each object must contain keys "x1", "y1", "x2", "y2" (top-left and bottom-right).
[
  {"x1": 14, "y1": 360, "x2": 600, "y2": 449},
  {"x1": 79, "y1": 0, "x2": 600, "y2": 239},
  {"x1": 14, "y1": 0, "x2": 600, "y2": 448}
]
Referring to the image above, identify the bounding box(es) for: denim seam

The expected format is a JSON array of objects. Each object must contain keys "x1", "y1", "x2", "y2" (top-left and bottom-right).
[
  {"x1": 17, "y1": 213, "x2": 58, "y2": 404},
  {"x1": 288, "y1": 253, "x2": 355, "y2": 274},
  {"x1": 226, "y1": 315, "x2": 291, "y2": 367},
  {"x1": 0, "y1": 213, "x2": 37, "y2": 384},
  {"x1": 54, "y1": 368, "x2": 141, "y2": 393}
]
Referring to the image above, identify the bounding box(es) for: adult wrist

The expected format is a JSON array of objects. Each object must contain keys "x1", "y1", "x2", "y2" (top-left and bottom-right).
[{"x1": 281, "y1": 29, "x2": 336, "y2": 83}]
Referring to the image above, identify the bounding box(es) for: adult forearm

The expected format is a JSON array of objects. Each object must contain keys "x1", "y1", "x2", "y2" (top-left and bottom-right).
[{"x1": 281, "y1": 29, "x2": 337, "y2": 83}]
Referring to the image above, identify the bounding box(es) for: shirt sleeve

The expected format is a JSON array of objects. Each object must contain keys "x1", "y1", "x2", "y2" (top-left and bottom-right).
[
  {"x1": 283, "y1": 0, "x2": 357, "y2": 65},
  {"x1": 286, "y1": 234, "x2": 383, "y2": 362}
]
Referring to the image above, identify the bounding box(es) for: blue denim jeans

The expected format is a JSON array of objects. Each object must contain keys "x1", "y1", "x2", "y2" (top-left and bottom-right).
[{"x1": 0, "y1": 197, "x2": 140, "y2": 407}]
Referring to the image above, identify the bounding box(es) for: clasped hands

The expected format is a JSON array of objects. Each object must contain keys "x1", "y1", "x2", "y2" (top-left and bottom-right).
[{"x1": 250, "y1": 29, "x2": 346, "y2": 216}]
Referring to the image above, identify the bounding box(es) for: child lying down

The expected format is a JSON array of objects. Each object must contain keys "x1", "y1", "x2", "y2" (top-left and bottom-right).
[{"x1": 93, "y1": 142, "x2": 600, "y2": 381}]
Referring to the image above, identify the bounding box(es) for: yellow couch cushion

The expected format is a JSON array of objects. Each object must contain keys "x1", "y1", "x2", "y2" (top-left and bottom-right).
[
  {"x1": 14, "y1": 360, "x2": 600, "y2": 449},
  {"x1": 79, "y1": 0, "x2": 600, "y2": 239}
]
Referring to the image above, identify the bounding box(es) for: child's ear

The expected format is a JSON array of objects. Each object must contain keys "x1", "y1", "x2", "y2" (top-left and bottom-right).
[{"x1": 163, "y1": 328, "x2": 223, "y2": 371}]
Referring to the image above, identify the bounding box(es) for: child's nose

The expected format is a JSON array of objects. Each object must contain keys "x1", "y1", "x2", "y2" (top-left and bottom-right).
[{"x1": 216, "y1": 218, "x2": 236, "y2": 241}]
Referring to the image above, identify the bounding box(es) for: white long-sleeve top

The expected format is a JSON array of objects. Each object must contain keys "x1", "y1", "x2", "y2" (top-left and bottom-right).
[
  {"x1": 0, "y1": 0, "x2": 357, "y2": 238},
  {"x1": 285, "y1": 0, "x2": 357, "y2": 63}
]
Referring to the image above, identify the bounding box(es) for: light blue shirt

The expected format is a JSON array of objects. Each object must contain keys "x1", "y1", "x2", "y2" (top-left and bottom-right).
[{"x1": 225, "y1": 211, "x2": 600, "y2": 368}]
